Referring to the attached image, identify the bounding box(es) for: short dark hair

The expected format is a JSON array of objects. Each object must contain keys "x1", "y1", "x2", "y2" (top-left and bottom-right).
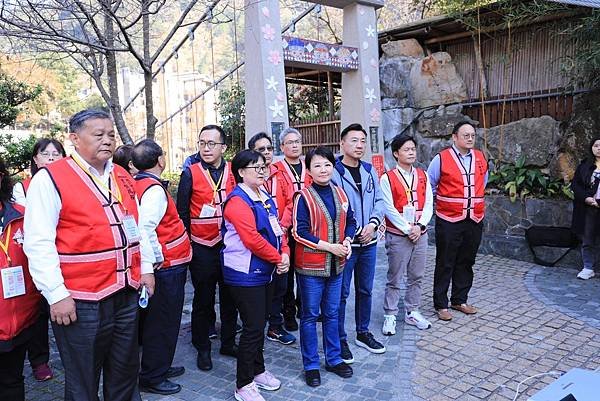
[
  {"x1": 0, "y1": 157, "x2": 13, "y2": 203},
  {"x1": 30, "y1": 138, "x2": 67, "y2": 175},
  {"x1": 113, "y1": 145, "x2": 135, "y2": 174},
  {"x1": 452, "y1": 121, "x2": 476, "y2": 136},
  {"x1": 589, "y1": 136, "x2": 600, "y2": 157},
  {"x1": 390, "y1": 134, "x2": 417, "y2": 160},
  {"x1": 248, "y1": 132, "x2": 272, "y2": 150},
  {"x1": 69, "y1": 109, "x2": 111, "y2": 133},
  {"x1": 305, "y1": 146, "x2": 335, "y2": 169},
  {"x1": 199, "y1": 124, "x2": 226, "y2": 144},
  {"x1": 231, "y1": 149, "x2": 266, "y2": 184},
  {"x1": 341, "y1": 123, "x2": 367, "y2": 140},
  {"x1": 132, "y1": 139, "x2": 163, "y2": 171}
]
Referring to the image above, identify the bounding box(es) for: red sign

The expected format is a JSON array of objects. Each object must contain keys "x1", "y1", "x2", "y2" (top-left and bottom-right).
[{"x1": 372, "y1": 154, "x2": 385, "y2": 177}]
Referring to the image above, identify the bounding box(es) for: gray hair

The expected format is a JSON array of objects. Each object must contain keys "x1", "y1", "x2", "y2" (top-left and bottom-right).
[
  {"x1": 279, "y1": 127, "x2": 301, "y2": 144},
  {"x1": 69, "y1": 109, "x2": 112, "y2": 133}
]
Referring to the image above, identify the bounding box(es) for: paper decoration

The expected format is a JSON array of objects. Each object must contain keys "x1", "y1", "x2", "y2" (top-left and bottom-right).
[
  {"x1": 370, "y1": 108, "x2": 381, "y2": 123},
  {"x1": 262, "y1": 24, "x2": 275, "y2": 41},
  {"x1": 269, "y1": 100, "x2": 284, "y2": 118},
  {"x1": 262, "y1": 7, "x2": 270, "y2": 17},
  {"x1": 268, "y1": 50, "x2": 282, "y2": 65},
  {"x1": 366, "y1": 25, "x2": 375, "y2": 38},
  {"x1": 266, "y1": 76, "x2": 279, "y2": 91},
  {"x1": 365, "y1": 88, "x2": 376, "y2": 104}
]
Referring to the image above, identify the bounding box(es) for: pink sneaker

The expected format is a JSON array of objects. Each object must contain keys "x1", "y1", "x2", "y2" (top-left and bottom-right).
[
  {"x1": 234, "y1": 382, "x2": 265, "y2": 401},
  {"x1": 254, "y1": 370, "x2": 281, "y2": 391},
  {"x1": 32, "y1": 363, "x2": 53, "y2": 381}
]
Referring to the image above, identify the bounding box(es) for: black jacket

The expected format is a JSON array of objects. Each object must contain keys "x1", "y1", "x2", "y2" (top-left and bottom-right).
[{"x1": 571, "y1": 158, "x2": 600, "y2": 236}]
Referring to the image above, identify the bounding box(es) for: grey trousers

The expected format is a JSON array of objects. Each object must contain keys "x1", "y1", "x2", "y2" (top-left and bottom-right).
[{"x1": 383, "y1": 232, "x2": 428, "y2": 315}]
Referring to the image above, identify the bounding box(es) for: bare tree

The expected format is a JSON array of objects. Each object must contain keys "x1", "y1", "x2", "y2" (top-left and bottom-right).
[{"x1": 0, "y1": 0, "x2": 216, "y2": 142}]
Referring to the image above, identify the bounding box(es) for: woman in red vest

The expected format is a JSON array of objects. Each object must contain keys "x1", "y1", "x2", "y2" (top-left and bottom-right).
[
  {"x1": 0, "y1": 157, "x2": 41, "y2": 401},
  {"x1": 292, "y1": 147, "x2": 357, "y2": 387},
  {"x1": 12, "y1": 138, "x2": 66, "y2": 382}
]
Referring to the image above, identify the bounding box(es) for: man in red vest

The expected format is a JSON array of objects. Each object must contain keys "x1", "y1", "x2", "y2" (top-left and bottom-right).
[
  {"x1": 273, "y1": 127, "x2": 312, "y2": 332},
  {"x1": 24, "y1": 109, "x2": 156, "y2": 401},
  {"x1": 427, "y1": 121, "x2": 488, "y2": 321},
  {"x1": 176, "y1": 124, "x2": 238, "y2": 371},
  {"x1": 132, "y1": 140, "x2": 192, "y2": 395}
]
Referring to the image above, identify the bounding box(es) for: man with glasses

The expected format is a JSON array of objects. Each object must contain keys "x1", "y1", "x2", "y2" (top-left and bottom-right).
[
  {"x1": 273, "y1": 127, "x2": 311, "y2": 331},
  {"x1": 176, "y1": 125, "x2": 238, "y2": 371},
  {"x1": 427, "y1": 121, "x2": 488, "y2": 321},
  {"x1": 248, "y1": 132, "x2": 296, "y2": 346},
  {"x1": 332, "y1": 123, "x2": 386, "y2": 363}
]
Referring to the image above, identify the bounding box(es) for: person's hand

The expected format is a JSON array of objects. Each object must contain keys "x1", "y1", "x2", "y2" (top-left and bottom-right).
[
  {"x1": 153, "y1": 261, "x2": 164, "y2": 270},
  {"x1": 359, "y1": 223, "x2": 376, "y2": 244},
  {"x1": 407, "y1": 225, "x2": 421, "y2": 243},
  {"x1": 585, "y1": 197, "x2": 599, "y2": 207},
  {"x1": 140, "y1": 273, "x2": 155, "y2": 297},
  {"x1": 328, "y1": 243, "x2": 349, "y2": 258},
  {"x1": 343, "y1": 238, "x2": 353, "y2": 260},
  {"x1": 50, "y1": 296, "x2": 77, "y2": 326},
  {"x1": 277, "y1": 253, "x2": 290, "y2": 274}
]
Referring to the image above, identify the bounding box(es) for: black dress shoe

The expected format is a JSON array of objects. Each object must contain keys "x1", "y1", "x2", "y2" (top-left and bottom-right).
[
  {"x1": 219, "y1": 344, "x2": 238, "y2": 358},
  {"x1": 284, "y1": 317, "x2": 298, "y2": 332},
  {"x1": 197, "y1": 350, "x2": 212, "y2": 371},
  {"x1": 166, "y1": 366, "x2": 185, "y2": 378},
  {"x1": 304, "y1": 369, "x2": 321, "y2": 387},
  {"x1": 140, "y1": 379, "x2": 182, "y2": 395},
  {"x1": 325, "y1": 362, "x2": 353, "y2": 378}
]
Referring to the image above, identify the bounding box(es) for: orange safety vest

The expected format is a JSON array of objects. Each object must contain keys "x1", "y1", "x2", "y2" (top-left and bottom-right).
[
  {"x1": 188, "y1": 162, "x2": 236, "y2": 246},
  {"x1": 45, "y1": 158, "x2": 141, "y2": 301},
  {"x1": 273, "y1": 159, "x2": 312, "y2": 198},
  {"x1": 384, "y1": 167, "x2": 428, "y2": 236},
  {"x1": 263, "y1": 165, "x2": 292, "y2": 230},
  {"x1": 0, "y1": 203, "x2": 40, "y2": 343},
  {"x1": 292, "y1": 185, "x2": 348, "y2": 277},
  {"x1": 435, "y1": 148, "x2": 488, "y2": 223},
  {"x1": 135, "y1": 176, "x2": 192, "y2": 268}
]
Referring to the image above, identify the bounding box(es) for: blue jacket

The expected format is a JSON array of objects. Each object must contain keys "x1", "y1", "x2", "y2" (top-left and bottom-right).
[
  {"x1": 221, "y1": 185, "x2": 281, "y2": 286},
  {"x1": 331, "y1": 157, "x2": 385, "y2": 246}
]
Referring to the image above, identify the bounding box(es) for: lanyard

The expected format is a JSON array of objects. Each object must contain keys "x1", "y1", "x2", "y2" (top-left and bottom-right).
[
  {"x1": 285, "y1": 160, "x2": 302, "y2": 190},
  {"x1": 0, "y1": 224, "x2": 12, "y2": 265},
  {"x1": 398, "y1": 167, "x2": 415, "y2": 204},
  {"x1": 255, "y1": 190, "x2": 272, "y2": 212},
  {"x1": 71, "y1": 154, "x2": 123, "y2": 206},
  {"x1": 207, "y1": 169, "x2": 224, "y2": 205}
]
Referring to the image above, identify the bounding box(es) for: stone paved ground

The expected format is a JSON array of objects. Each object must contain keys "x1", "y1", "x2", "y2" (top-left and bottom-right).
[{"x1": 25, "y1": 245, "x2": 600, "y2": 401}]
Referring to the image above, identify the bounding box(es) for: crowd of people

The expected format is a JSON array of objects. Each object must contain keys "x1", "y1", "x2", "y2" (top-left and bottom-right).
[{"x1": 4, "y1": 107, "x2": 593, "y2": 401}]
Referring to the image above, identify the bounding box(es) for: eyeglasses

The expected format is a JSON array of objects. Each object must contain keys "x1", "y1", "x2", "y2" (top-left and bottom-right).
[
  {"x1": 256, "y1": 146, "x2": 274, "y2": 153},
  {"x1": 198, "y1": 140, "x2": 224, "y2": 149},
  {"x1": 244, "y1": 165, "x2": 268, "y2": 173},
  {"x1": 40, "y1": 151, "x2": 61, "y2": 157},
  {"x1": 284, "y1": 139, "x2": 301, "y2": 146}
]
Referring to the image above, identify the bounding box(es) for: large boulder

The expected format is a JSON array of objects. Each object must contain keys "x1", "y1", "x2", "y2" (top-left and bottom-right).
[
  {"x1": 409, "y1": 52, "x2": 468, "y2": 108},
  {"x1": 379, "y1": 56, "x2": 414, "y2": 108},
  {"x1": 415, "y1": 104, "x2": 473, "y2": 138},
  {"x1": 381, "y1": 39, "x2": 424, "y2": 59}
]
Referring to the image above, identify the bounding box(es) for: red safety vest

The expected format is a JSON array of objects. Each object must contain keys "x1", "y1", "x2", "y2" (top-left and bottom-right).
[
  {"x1": 273, "y1": 159, "x2": 312, "y2": 199},
  {"x1": 21, "y1": 178, "x2": 31, "y2": 194},
  {"x1": 384, "y1": 167, "x2": 428, "y2": 236},
  {"x1": 263, "y1": 165, "x2": 292, "y2": 230},
  {"x1": 0, "y1": 203, "x2": 40, "y2": 343},
  {"x1": 292, "y1": 185, "x2": 348, "y2": 276},
  {"x1": 188, "y1": 162, "x2": 236, "y2": 246},
  {"x1": 135, "y1": 177, "x2": 192, "y2": 268},
  {"x1": 435, "y1": 148, "x2": 488, "y2": 223},
  {"x1": 45, "y1": 158, "x2": 141, "y2": 301}
]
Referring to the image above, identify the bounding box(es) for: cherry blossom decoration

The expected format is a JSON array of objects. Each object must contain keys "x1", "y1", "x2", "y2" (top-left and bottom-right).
[
  {"x1": 362, "y1": 41, "x2": 369, "y2": 50},
  {"x1": 262, "y1": 24, "x2": 275, "y2": 41},
  {"x1": 268, "y1": 50, "x2": 282, "y2": 65},
  {"x1": 370, "y1": 108, "x2": 381, "y2": 123},
  {"x1": 363, "y1": 75, "x2": 370, "y2": 85},
  {"x1": 276, "y1": 92, "x2": 285, "y2": 102},
  {"x1": 266, "y1": 76, "x2": 279, "y2": 91},
  {"x1": 262, "y1": 7, "x2": 270, "y2": 18},
  {"x1": 370, "y1": 58, "x2": 378, "y2": 68},
  {"x1": 365, "y1": 25, "x2": 375, "y2": 38},
  {"x1": 269, "y1": 100, "x2": 284, "y2": 118},
  {"x1": 365, "y1": 88, "x2": 376, "y2": 104}
]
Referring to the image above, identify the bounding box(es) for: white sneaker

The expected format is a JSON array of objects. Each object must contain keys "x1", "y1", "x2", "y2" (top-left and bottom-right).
[
  {"x1": 577, "y1": 268, "x2": 595, "y2": 280},
  {"x1": 405, "y1": 310, "x2": 432, "y2": 330},
  {"x1": 382, "y1": 314, "x2": 396, "y2": 336}
]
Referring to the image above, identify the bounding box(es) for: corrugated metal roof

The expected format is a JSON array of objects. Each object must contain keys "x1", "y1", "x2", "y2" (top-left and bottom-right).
[{"x1": 548, "y1": 0, "x2": 600, "y2": 7}]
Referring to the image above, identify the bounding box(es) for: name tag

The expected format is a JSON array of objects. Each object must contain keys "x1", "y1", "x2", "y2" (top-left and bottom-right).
[
  {"x1": 269, "y1": 215, "x2": 284, "y2": 237},
  {"x1": 122, "y1": 215, "x2": 142, "y2": 244},
  {"x1": 403, "y1": 206, "x2": 416, "y2": 223},
  {"x1": 1, "y1": 266, "x2": 26, "y2": 299},
  {"x1": 200, "y1": 204, "x2": 217, "y2": 218}
]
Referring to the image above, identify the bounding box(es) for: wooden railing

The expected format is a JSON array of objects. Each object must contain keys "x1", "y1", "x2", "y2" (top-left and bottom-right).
[{"x1": 291, "y1": 117, "x2": 340, "y2": 154}]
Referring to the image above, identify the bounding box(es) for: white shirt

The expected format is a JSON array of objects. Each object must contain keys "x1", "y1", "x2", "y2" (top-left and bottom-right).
[
  {"x1": 12, "y1": 181, "x2": 27, "y2": 207},
  {"x1": 23, "y1": 151, "x2": 154, "y2": 305},
  {"x1": 380, "y1": 165, "x2": 434, "y2": 235},
  {"x1": 137, "y1": 174, "x2": 168, "y2": 263}
]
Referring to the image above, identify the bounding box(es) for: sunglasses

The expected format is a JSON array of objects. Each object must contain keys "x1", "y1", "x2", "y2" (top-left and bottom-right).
[{"x1": 256, "y1": 146, "x2": 274, "y2": 153}]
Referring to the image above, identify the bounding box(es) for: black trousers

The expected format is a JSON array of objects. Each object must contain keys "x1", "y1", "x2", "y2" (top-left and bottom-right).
[
  {"x1": 0, "y1": 341, "x2": 27, "y2": 401},
  {"x1": 189, "y1": 243, "x2": 236, "y2": 352},
  {"x1": 52, "y1": 289, "x2": 141, "y2": 401},
  {"x1": 139, "y1": 264, "x2": 187, "y2": 386},
  {"x1": 433, "y1": 217, "x2": 483, "y2": 310},
  {"x1": 283, "y1": 233, "x2": 301, "y2": 319},
  {"x1": 26, "y1": 299, "x2": 50, "y2": 368},
  {"x1": 268, "y1": 271, "x2": 288, "y2": 329},
  {"x1": 230, "y1": 284, "x2": 273, "y2": 389}
]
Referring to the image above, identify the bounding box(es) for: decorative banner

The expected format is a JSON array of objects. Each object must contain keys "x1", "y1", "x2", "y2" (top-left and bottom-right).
[
  {"x1": 370, "y1": 126, "x2": 380, "y2": 153},
  {"x1": 372, "y1": 154, "x2": 385, "y2": 178},
  {"x1": 282, "y1": 36, "x2": 359, "y2": 72}
]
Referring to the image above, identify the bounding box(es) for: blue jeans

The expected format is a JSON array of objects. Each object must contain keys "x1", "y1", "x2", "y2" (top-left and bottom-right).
[
  {"x1": 338, "y1": 244, "x2": 377, "y2": 341},
  {"x1": 297, "y1": 272, "x2": 343, "y2": 371}
]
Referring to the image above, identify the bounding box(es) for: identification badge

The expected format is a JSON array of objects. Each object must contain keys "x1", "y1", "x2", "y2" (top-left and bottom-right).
[
  {"x1": 403, "y1": 206, "x2": 416, "y2": 223},
  {"x1": 1, "y1": 266, "x2": 26, "y2": 299},
  {"x1": 122, "y1": 215, "x2": 142, "y2": 244},
  {"x1": 269, "y1": 215, "x2": 284, "y2": 237},
  {"x1": 200, "y1": 204, "x2": 217, "y2": 218}
]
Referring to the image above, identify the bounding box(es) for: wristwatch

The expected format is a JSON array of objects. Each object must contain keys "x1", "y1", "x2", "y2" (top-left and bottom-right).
[{"x1": 416, "y1": 223, "x2": 426, "y2": 232}]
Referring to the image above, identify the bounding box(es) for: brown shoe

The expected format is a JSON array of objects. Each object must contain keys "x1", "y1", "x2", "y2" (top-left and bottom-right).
[
  {"x1": 451, "y1": 304, "x2": 477, "y2": 315},
  {"x1": 436, "y1": 309, "x2": 452, "y2": 321}
]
